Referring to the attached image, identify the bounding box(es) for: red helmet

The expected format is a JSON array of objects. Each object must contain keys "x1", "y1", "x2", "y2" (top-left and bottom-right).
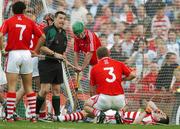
[{"x1": 43, "y1": 13, "x2": 54, "y2": 22}]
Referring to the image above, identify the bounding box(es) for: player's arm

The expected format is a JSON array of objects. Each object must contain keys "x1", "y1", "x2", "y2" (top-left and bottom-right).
[
  {"x1": 122, "y1": 71, "x2": 136, "y2": 81},
  {"x1": 81, "y1": 51, "x2": 93, "y2": 70},
  {"x1": 34, "y1": 34, "x2": 46, "y2": 54},
  {"x1": 133, "y1": 112, "x2": 147, "y2": 124},
  {"x1": 90, "y1": 84, "x2": 96, "y2": 96},
  {"x1": 74, "y1": 52, "x2": 82, "y2": 72}
]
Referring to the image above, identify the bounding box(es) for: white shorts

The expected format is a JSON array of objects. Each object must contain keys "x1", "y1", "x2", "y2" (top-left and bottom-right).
[
  {"x1": 32, "y1": 57, "x2": 39, "y2": 77},
  {"x1": 0, "y1": 69, "x2": 7, "y2": 85},
  {"x1": 5, "y1": 50, "x2": 33, "y2": 74},
  {"x1": 89, "y1": 94, "x2": 126, "y2": 111}
]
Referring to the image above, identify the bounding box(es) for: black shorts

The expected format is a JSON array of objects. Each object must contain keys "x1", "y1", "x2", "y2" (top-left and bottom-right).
[{"x1": 38, "y1": 60, "x2": 63, "y2": 84}]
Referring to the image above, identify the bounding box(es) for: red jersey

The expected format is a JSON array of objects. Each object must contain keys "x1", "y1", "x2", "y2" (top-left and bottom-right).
[
  {"x1": 0, "y1": 14, "x2": 43, "y2": 51},
  {"x1": 74, "y1": 29, "x2": 101, "y2": 65},
  {"x1": 90, "y1": 57, "x2": 132, "y2": 95},
  {"x1": 29, "y1": 24, "x2": 45, "y2": 50}
]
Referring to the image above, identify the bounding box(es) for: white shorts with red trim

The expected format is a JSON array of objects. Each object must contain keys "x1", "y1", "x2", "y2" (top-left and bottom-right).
[
  {"x1": 5, "y1": 50, "x2": 33, "y2": 74},
  {"x1": 89, "y1": 94, "x2": 126, "y2": 111},
  {"x1": 32, "y1": 57, "x2": 39, "y2": 77}
]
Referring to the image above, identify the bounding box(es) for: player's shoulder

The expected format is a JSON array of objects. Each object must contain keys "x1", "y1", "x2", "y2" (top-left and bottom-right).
[{"x1": 110, "y1": 58, "x2": 124, "y2": 64}]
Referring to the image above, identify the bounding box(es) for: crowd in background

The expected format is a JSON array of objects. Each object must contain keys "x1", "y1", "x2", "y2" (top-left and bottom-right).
[{"x1": 2, "y1": 0, "x2": 180, "y2": 93}]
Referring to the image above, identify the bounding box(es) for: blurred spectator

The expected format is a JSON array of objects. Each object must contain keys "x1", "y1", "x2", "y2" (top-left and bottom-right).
[
  {"x1": 121, "y1": 28, "x2": 134, "y2": 57},
  {"x1": 114, "y1": 22, "x2": 127, "y2": 39},
  {"x1": 135, "y1": 4, "x2": 152, "y2": 37},
  {"x1": 145, "y1": 0, "x2": 164, "y2": 18},
  {"x1": 99, "y1": 33, "x2": 108, "y2": 48},
  {"x1": 98, "y1": 22, "x2": 114, "y2": 48},
  {"x1": 127, "y1": 39, "x2": 153, "y2": 79},
  {"x1": 127, "y1": 0, "x2": 137, "y2": 16},
  {"x1": 86, "y1": 13, "x2": 95, "y2": 31},
  {"x1": 166, "y1": 29, "x2": 180, "y2": 63},
  {"x1": 70, "y1": 0, "x2": 88, "y2": 25},
  {"x1": 173, "y1": 0, "x2": 180, "y2": 20},
  {"x1": 109, "y1": 0, "x2": 124, "y2": 22},
  {"x1": 138, "y1": 62, "x2": 159, "y2": 92},
  {"x1": 170, "y1": 66, "x2": 180, "y2": 92},
  {"x1": 4, "y1": 0, "x2": 13, "y2": 19},
  {"x1": 155, "y1": 52, "x2": 178, "y2": 91},
  {"x1": 119, "y1": 3, "x2": 136, "y2": 24},
  {"x1": 110, "y1": 33, "x2": 128, "y2": 62},
  {"x1": 93, "y1": 5, "x2": 113, "y2": 31},
  {"x1": 86, "y1": 0, "x2": 103, "y2": 18},
  {"x1": 164, "y1": 3, "x2": 174, "y2": 22},
  {"x1": 132, "y1": 24, "x2": 157, "y2": 62},
  {"x1": 155, "y1": 39, "x2": 167, "y2": 67},
  {"x1": 151, "y1": 2, "x2": 171, "y2": 41}
]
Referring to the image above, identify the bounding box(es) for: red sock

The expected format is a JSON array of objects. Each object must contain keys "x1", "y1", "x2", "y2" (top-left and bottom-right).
[
  {"x1": 6, "y1": 92, "x2": 16, "y2": 118},
  {"x1": 64, "y1": 112, "x2": 84, "y2": 121},
  {"x1": 39, "y1": 111, "x2": 46, "y2": 118},
  {"x1": 27, "y1": 92, "x2": 36, "y2": 117}
]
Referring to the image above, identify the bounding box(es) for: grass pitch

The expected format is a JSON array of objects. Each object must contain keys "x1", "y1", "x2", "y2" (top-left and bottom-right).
[{"x1": 0, "y1": 121, "x2": 179, "y2": 129}]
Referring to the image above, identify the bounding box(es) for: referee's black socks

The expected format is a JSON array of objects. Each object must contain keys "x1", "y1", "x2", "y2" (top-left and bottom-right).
[
  {"x1": 52, "y1": 96, "x2": 60, "y2": 116},
  {"x1": 36, "y1": 95, "x2": 45, "y2": 115}
]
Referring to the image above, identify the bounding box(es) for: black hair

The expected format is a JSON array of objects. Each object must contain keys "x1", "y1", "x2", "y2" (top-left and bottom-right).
[
  {"x1": 158, "y1": 115, "x2": 169, "y2": 124},
  {"x1": 168, "y1": 28, "x2": 177, "y2": 34},
  {"x1": 100, "y1": 33, "x2": 107, "y2": 38},
  {"x1": 123, "y1": 28, "x2": 132, "y2": 34},
  {"x1": 165, "y1": 52, "x2": 176, "y2": 60},
  {"x1": 97, "y1": 46, "x2": 109, "y2": 59},
  {"x1": 114, "y1": 33, "x2": 120, "y2": 37},
  {"x1": 87, "y1": 13, "x2": 93, "y2": 16},
  {"x1": 12, "y1": 1, "x2": 26, "y2": 14},
  {"x1": 55, "y1": 11, "x2": 66, "y2": 18}
]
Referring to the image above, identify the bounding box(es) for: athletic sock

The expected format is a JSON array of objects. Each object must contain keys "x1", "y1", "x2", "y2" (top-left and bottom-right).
[
  {"x1": 63, "y1": 112, "x2": 84, "y2": 121},
  {"x1": 52, "y1": 96, "x2": 60, "y2": 116},
  {"x1": 6, "y1": 92, "x2": 16, "y2": 118},
  {"x1": 27, "y1": 92, "x2": 36, "y2": 117},
  {"x1": 36, "y1": 95, "x2": 45, "y2": 115}
]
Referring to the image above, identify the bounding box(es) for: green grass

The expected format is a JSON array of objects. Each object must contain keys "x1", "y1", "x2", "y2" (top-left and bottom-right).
[{"x1": 0, "y1": 121, "x2": 179, "y2": 129}]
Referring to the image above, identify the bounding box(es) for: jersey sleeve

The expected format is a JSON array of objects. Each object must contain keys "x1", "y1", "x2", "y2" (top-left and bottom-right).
[
  {"x1": 87, "y1": 31, "x2": 96, "y2": 52},
  {"x1": 121, "y1": 62, "x2": 132, "y2": 77},
  {"x1": 0, "y1": 20, "x2": 8, "y2": 35},
  {"x1": 32, "y1": 22, "x2": 43, "y2": 38},
  {"x1": 74, "y1": 38, "x2": 79, "y2": 52}
]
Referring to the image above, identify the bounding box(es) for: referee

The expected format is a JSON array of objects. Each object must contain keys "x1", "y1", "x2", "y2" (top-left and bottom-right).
[{"x1": 36, "y1": 11, "x2": 67, "y2": 119}]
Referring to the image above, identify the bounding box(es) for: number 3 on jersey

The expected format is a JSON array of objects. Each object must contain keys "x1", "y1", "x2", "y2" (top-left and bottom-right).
[
  {"x1": 104, "y1": 67, "x2": 116, "y2": 83},
  {"x1": 16, "y1": 24, "x2": 26, "y2": 40}
]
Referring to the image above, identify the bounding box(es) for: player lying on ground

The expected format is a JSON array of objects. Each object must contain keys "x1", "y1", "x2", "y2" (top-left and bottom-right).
[{"x1": 54, "y1": 100, "x2": 169, "y2": 125}]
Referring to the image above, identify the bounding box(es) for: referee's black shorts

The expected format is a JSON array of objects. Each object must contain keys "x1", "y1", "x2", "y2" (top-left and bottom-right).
[{"x1": 38, "y1": 60, "x2": 63, "y2": 84}]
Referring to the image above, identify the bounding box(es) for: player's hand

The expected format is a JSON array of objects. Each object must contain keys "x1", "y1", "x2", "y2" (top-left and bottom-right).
[
  {"x1": 54, "y1": 52, "x2": 63, "y2": 59},
  {"x1": 74, "y1": 67, "x2": 81, "y2": 73},
  {"x1": 30, "y1": 50, "x2": 38, "y2": 57},
  {"x1": 74, "y1": 66, "x2": 82, "y2": 73}
]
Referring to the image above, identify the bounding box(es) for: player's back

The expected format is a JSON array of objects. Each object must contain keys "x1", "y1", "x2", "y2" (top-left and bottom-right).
[
  {"x1": 90, "y1": 57, "x2": 131, "y2": 95},
  {"x1": 1, "y1": 14, "x2": 42, "y2": 51}
]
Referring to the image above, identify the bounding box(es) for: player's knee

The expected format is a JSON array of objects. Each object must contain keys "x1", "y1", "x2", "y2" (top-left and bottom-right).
[{"x1": 39, "y1": 89, "x2": 49, "y2": 97}]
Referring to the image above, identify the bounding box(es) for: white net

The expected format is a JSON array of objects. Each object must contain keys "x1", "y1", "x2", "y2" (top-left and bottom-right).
[{"x1": 1, "y1": 0, "x2": 180, "y2": 124}]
